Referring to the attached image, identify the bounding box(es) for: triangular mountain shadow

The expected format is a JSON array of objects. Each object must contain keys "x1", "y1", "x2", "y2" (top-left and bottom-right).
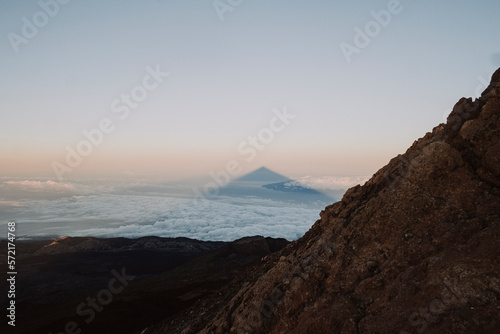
[
  {"x1": 220, "y1": 167, "x2": 336, "y2": 203},
  {"x1": 235, "y1": 166, "x2": 290, "y2": 183}
]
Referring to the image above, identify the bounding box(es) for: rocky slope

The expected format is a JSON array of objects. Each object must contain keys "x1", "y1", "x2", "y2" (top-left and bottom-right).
[{"x1": 162, "y1": 69, "x2": 500, "y2": 334}]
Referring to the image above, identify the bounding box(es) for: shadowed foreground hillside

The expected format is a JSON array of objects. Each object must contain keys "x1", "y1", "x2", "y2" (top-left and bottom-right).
[
  {"x1": 0, "y1": 236, "x2": 288, "y2": 334},
  {"x1": 144, "y1": 68, "x2": 500, "y2": 334}
]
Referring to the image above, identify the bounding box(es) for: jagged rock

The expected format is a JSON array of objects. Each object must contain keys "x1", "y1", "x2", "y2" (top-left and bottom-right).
[{"x1": 191, "y1": 68, "x2": 500, "y2": 334}]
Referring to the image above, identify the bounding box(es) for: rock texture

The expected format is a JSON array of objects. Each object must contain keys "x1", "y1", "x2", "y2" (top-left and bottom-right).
[{"x1": 189, "y1": 69, "x2": 500, "y2": 334}]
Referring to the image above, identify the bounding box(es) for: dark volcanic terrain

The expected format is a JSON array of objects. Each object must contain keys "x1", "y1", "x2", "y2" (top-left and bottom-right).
[{"x1": 0, "y1": 236, "x2": 288, "y2": 334}]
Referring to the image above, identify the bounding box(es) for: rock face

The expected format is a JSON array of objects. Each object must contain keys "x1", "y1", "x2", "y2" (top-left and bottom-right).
[{"x1": 194, "y1": 69, "x2": 500, "y2": 334}]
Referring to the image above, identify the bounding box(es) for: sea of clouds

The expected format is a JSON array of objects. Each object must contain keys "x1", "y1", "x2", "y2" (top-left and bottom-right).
[{"x1": 0, "y1": 176, "x2": 367, "y2": 241}]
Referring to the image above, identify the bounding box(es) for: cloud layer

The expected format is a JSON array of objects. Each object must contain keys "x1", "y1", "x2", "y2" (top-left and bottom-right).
[
  {"x1": 5, "y1": 180, "x2": 77, "y2": 192},
  {"x1": 1, "y1": 179, "x2": 324, "y2": 241},
  {"x1": 72, "y1": 196, "x2": 321, "y2": 241}
]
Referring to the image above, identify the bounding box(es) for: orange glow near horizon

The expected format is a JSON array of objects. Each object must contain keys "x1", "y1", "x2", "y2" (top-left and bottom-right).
[{"x1": 1, "y1": 144, "x2": 398, "y2": 181}]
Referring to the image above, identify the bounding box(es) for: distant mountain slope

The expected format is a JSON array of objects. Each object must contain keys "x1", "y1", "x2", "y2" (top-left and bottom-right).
[
  {"x1": 262, "y1": 181, "x2": 324, "y2": 194},
  {"x1": 145, "y1": 68, "x2": 500, "y2": 334},
  {"x1": 262, "y1": 180, "x2": 334, "y2": 201}
]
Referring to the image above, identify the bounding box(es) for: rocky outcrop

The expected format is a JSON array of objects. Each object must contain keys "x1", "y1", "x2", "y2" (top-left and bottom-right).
[{"x1": 190, "y1": 69, "x2": 500, "y2": 334}]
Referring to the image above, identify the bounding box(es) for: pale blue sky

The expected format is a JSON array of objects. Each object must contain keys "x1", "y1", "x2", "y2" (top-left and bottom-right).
[{"x1": 1, "y1": 0, "x2": 499, "y2": 180}]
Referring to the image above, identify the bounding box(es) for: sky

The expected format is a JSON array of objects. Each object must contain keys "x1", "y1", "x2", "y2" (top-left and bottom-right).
[{"x1": 1, "y1": 0, "x2": 500, "y2": 181}]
